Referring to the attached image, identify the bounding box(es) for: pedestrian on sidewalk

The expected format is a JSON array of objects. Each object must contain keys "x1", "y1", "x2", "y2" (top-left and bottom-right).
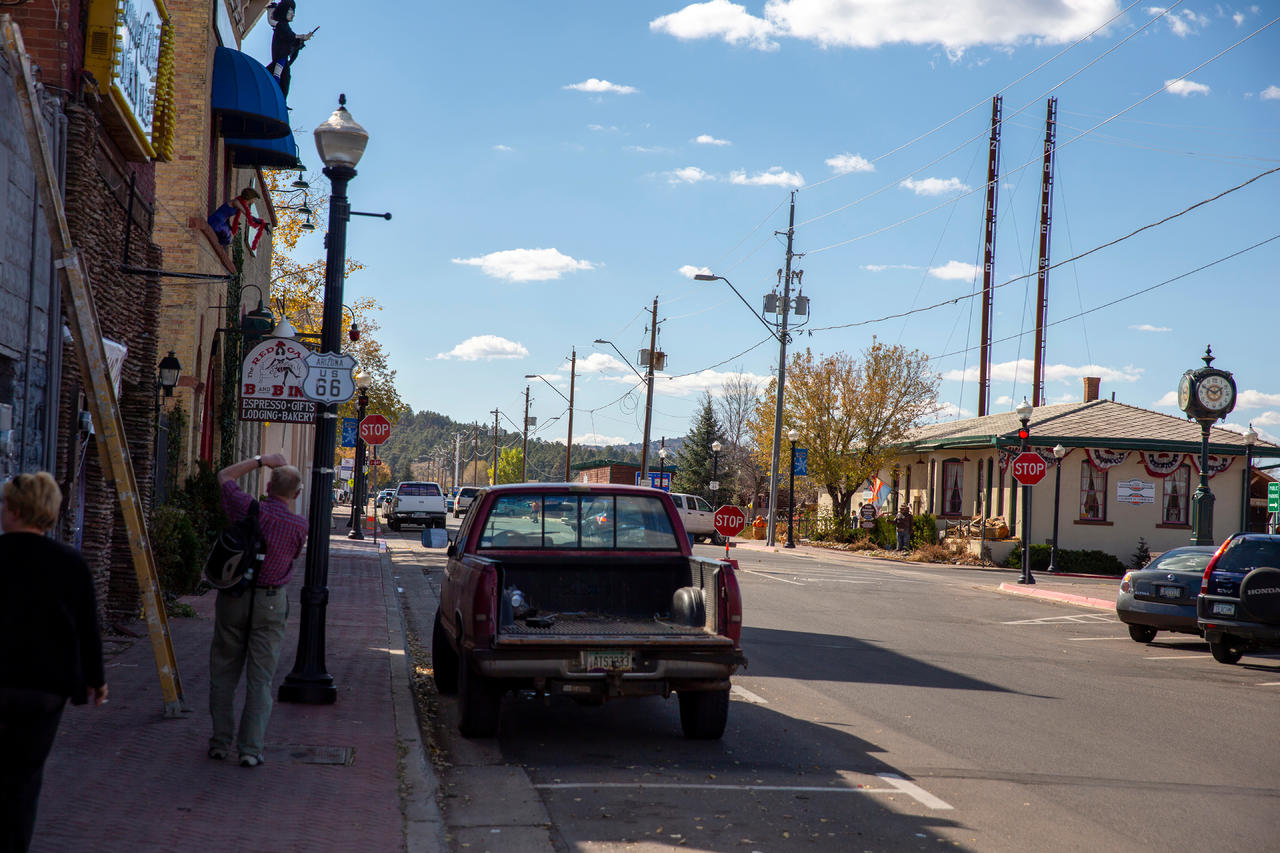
[
  {"x1": 209, "y1": 454, "x2": 307, "y2": 768},
  {"x1": 0, "y1": 472, "x2": 108, "y2": 853},
  {"x1": 895, "y1": 505, "x2": 913, "y2": 552}
]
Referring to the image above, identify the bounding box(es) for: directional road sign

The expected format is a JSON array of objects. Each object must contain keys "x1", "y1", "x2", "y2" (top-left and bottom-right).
[
  {"x1": 301, "y1": 350, "x2": 357, "y2": 404},
  {"x1": 1010, "y1": 450, "x2": 1048, "y2": 486},
  {"x1": 714, "y1": 505, "x2": 747, "y2": 538},
  {"x1": 359, "y1": 414, "x2": 392, "y2": 445},
  {"x1": 1269, "y1": 481, "x2": 1279, "y2": 513}
]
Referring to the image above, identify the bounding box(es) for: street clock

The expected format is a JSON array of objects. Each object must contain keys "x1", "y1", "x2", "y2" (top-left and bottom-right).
[{"x1": 1178, "y1": 346, "x2": 1236, "y2": 423}]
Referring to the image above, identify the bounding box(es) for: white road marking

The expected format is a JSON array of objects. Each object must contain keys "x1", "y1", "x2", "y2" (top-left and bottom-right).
[
  {"x1": 739, "y1": 569, "x2": 804, "y2": 585},
  {"x1": 1256, "y1": 682, "x2": 1280, "y2": 686},
  {"x1": 876, "y1": 773, "x2": 955, "y2": 810},
  {"x1": 1068, "y1": 637, "x2": 1131, "y2": 641},
  {"x1": 1002, "y1": 613, "x2": 1117, "y2": 625},
  {"x1": 1145, "y1": 655, "x2": 1207, "y2": 660},
  {"x1": 731, "y1": 685, "x2": 769, "y2": 704},
  {"x1": 535, "y1": 776, "x2": 953, "y2": 810}
]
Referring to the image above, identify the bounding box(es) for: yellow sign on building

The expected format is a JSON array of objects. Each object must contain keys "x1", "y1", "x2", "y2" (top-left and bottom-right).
[{"x1": 84, "y1": 0, "x2": 175, "y2": 161}]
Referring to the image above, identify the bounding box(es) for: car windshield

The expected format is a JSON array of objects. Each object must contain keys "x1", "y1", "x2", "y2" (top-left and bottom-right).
[
  {"x1": 399, "y1": 483, "x2": 441, "y2": 497},
  {"x1": 478, "y1": 494, "x2": 679, "y2": 550},
  {"x1": 1215, "y1": 538, "x2": 1280, "y2": 573},
  {"x1": 1147, "y1": 551, "x2": 1214, "y2": 573},
  {"x1": 459, "y1": 488, "x2": 477, "y2": 498}
]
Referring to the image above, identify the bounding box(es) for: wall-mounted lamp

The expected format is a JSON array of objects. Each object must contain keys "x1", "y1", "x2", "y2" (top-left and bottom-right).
[{"x1": 157, "y1": 351, "x2": 182, "y2": 397}]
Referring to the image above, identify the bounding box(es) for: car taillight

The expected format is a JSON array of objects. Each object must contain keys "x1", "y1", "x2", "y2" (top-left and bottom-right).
[
  {"x1": 1201, "y1": 538, "x2": 1232, "y2": 595},
  {"x1": 472, "y1": 565, "x2": 498, "y2": 648},
  {"x1": 718, "y1": 560, "x2": 743, "y2": 646},
  {"x1": 1120, "y1": 573, "x2": 1132, "y2": 594}
]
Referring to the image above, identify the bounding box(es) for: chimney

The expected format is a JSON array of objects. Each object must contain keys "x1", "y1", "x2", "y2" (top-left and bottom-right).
[{"x1": 1083, "y1": 376, "x2": 1101, "y2": 403}]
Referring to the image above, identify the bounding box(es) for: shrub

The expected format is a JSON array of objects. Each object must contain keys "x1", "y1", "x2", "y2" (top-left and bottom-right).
[
  {"x1": 870, "y1": 515, "x2": 895, "y2": 549},
  {"x1": 908, "y1": 543, "x2": 953, "y2": 563},
  {"x1": 912, "y1": 513, "x2": 938, "y2": 548},
  {"x1": 151, "y1": 505, "x2": 203, "y2": 596},
  {"x1": 1130, "y1": 537, "x2": 1152, "y2": 570},
  {"x1": 1005, "y1": 544, "x2": 1127, "y2": 576}
]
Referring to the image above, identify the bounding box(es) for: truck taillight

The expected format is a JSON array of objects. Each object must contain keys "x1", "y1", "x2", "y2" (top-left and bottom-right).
[
  {"x1": 1201, "y1": 538, "x2": 1232, "y2": 595},
  {"x1": 718, "y1": 560, "x2": 743, "y2": 646},
  {"x1": 472, "y1": 566, "x2": 498, "y2": 648}
]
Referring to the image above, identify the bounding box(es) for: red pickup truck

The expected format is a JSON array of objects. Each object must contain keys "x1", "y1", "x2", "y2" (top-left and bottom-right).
[{"x1": 432, "y1": 483, "x2": 746, "y2": 739}]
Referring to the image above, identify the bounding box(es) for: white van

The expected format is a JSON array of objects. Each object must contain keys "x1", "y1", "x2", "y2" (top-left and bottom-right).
[{"x1": 669, "y1": 493, "x2": 723, "y2": 544}]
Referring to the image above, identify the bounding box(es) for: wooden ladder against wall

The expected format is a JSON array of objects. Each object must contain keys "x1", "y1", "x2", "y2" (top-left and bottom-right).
[{"x1": 2, "y1": 16, "x2": 187, "y2": 718}]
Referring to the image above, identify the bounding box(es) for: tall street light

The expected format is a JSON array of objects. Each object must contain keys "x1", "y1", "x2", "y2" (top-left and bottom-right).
[
  {"x1": 1047, "y1": 444, "x2": 1066, "y2": 572},
  {"x1": 1242, "y1": 424, "x2": 1257, "y2": 531},
  {"x1": 786, "y1": 428, "x2": 799, "y2": 549},
  {"x1": 347, "y1": 369, "x2": 372, "y2": 540},
  {"x1": 1178, "y1": 346, "x2": 1237, "y2": 546},
  {"x1": 280, "y1": 94, "x2": 368, "y2": 706},
  {"x1": 1016, "y1": 397, "x2": 1035, "y2": 586},
  {"x1": 526, "y1": 355, "x2": 576, "y2": 482},
  {"x1": 710, "y1": 440, "x2": 722, "y2": 507},
  {"x1": 594, "y1": 337, "x2": 650, "y2": 480},
  {"x1": 658, "y1": 446, "x2": 668, "y2": 492}
]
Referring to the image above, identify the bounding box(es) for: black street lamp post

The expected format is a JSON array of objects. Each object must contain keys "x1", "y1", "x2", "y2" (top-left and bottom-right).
[
  {"x1": 1047, "y1": 444, "x2": 1066, "y2": 573},
  {"x1": 1178, "y1": 347, "x2": 1237, "y2": 546},
  {"x1": 1016, "y1": 398, "x2": 1035, "y2": 586},
  {"x1": 1242, "y1": 424, "x2": 1257, "y2": 531},
  {"x1": 658, "y1": 447, "x2": 668, "y2": 491},
  {"x1": 280, "y1": 95, "x2": 369, "y2": 706},
  {"x1": 786, "y1": 428, "x2": 799, "y2": 548},
  {"x1": 711, "y1": 440, "x2": 722, "y2": 507},
  {"x1": 347, "y1": 370, "x2": 372, "y2": 540}
]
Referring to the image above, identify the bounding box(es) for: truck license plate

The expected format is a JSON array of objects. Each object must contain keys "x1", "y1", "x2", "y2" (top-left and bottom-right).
[
  {"x1": 582, "y1": 650, "x2": 633, "y2": 671},
  {"x1": 1211, "y1": 602, "x2": 1236, "y2": 617}
]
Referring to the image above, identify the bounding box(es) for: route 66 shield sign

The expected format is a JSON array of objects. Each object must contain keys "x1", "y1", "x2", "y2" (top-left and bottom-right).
[{"x1": 302, "y1": 350, "x2": 357, "y2": 404}]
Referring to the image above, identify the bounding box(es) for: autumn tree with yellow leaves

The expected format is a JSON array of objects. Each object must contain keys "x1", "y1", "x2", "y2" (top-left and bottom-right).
[{"x1": 747, "y1": 340, "x2": 941, "y2": 517}]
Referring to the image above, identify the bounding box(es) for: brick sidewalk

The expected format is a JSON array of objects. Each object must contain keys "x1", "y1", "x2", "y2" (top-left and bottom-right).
[{"x1": 29, "y1": 512, "x2": 439, "y2": 852}]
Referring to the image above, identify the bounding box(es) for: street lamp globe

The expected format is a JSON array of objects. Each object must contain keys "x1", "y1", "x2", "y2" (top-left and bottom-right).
[
  {"x1": 1015, "y1": 397, "x2": 1033, "y2": 423},
  {"x1": 1053, "y1": 444, "x2": 1066, "y2": 460},
  {"x1": 314, "y1": 95, "x2": 369, "y2": 169},
  {"x1": 353, "y1": 369, "x2": 372, "y2": 390},
  {"x1": 1244, "y1": 425, "x2": 1258, "y2": 446},
  {"x1": 787, "y1": 428, "x2": 799, "y2": 442},
  {"x1": 711, "y1": 440, "x2": 722, "y2": 452},
  {"x1": 157, "y1": 351, "x2": 182, "y2": 396},
  {"x1": 658, "y1": 447, "x2": 668, "y2": 460}
]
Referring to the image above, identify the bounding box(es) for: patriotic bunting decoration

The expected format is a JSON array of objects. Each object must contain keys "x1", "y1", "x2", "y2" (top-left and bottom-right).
[
  {"x1": 1085, "y1": 448, "x2": 1129, "y2": 470},
  {"x1": 1191, "y1": 454, "x2": 1234, "y2": 477},
  {"x1": 1142, "y1": 452, "x2": 1188, "y2": 478}
]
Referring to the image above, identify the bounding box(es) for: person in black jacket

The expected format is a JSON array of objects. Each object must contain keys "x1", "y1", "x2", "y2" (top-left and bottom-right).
[{"x1": 0, "y1": 472, "x2": 107, "y2": 853}]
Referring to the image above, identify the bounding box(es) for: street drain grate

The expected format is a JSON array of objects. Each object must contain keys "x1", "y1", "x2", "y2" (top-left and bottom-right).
[{"x1": 269, "y1": 745, "x2": 355, "y2": 765}]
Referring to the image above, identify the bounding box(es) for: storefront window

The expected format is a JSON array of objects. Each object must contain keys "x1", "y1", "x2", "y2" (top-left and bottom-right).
[
  {"x1": 942, "y1": 460, "x2": 964, "y2": 516},
  {"x1": 1162, "y1": 464, "x2": 1190, "y2": 525},
  {"x1": 1080, "y1": 461, "x2": 1107, "y2": 521}
]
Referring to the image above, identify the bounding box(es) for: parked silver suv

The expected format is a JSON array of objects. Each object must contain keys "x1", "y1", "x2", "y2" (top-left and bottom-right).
[{"x1": 454, "y1": 486, "x2": 480, "y2": 518}]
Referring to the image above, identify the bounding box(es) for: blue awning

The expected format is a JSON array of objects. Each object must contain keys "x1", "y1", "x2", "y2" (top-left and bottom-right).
[
  {"x1": 211, "y1": 46, "x2": 290, "y2": 139},
  {"x1": 225, "y1": 131, "x2": 301, "y2": 169}
]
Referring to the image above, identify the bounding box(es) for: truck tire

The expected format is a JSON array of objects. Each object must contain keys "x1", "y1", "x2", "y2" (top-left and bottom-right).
[
  {"x1": 458, "y1": 654, "x2": 503, "y2": 738},
  {"x1": 678, "y1": 688, "x2": 729, "y2": 740},
  {"x1": 432, "y1": 609, "x2": 458, "y2": 694},
  {"x1": 388, "y1": 518, "x2": 401, "y2": 531},
  {"x1": 1209, "y1": 637, "x2": 1243, "y2": 665},
  {"x1": 1127, "y1": 625, "x2": 1157, "y2": 643}
]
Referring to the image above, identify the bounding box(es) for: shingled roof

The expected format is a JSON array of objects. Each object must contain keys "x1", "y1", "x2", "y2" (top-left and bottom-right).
[{"x1": 901, "y1": 400, "x2": 1279, "y2": 456}]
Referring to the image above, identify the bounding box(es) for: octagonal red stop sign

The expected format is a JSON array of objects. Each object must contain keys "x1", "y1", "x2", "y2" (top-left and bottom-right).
[
  {"x1": 1010, "y1": 451, "x2": 1048, "y2": 486},
  {"x1": 359, "y1": 414, "x2": 392, "y2": 446},
  {"x1": 714, "y1": 505, "x2": 747, "y2": 538}
]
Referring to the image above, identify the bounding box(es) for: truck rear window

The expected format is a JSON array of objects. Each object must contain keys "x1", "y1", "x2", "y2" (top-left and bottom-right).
[
  {"x1": 478, "y1": 494, "x2": 679, "y2": 551},
  {"x1": 398, "y1": 483, "x2": 441, "y2": 497}
]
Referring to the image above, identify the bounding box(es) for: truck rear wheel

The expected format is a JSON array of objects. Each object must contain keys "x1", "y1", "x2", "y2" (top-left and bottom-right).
[
  {"x1": 458, "y1": 654, "x2": 503, "y2": 738},
  {"x1": 678, "y1": 688, "x2": 729, "y2": 740},
  {"x1": 431, "y1": 610, "x2": 458, "y2": 694}
]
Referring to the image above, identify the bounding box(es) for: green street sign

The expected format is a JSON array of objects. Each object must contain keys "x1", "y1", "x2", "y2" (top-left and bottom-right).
[{"x1": 1269, "y1": 482, "x2": 1279, "y2": 513}]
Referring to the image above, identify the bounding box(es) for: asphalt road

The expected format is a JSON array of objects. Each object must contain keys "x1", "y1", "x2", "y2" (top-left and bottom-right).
[{"x1": 386, "y1": 515, "x2": 1278, "y2": 852}]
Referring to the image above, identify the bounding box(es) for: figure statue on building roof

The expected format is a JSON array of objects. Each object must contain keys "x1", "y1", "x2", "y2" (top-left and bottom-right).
[{"x1": 265, "y1": 0, "x2": 314, "y2": 99}]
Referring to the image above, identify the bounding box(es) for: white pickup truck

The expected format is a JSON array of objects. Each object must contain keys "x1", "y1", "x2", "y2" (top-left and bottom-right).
[
  {"x1": 669, "y1": 493, "x2": 724, "y2": 545},
  {"x1": 387, "y1": 481, "x2": 447, "y2": 530}
]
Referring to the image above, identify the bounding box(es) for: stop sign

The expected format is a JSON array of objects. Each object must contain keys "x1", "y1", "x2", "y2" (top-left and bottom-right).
[
  {"x1": 1010, "y1": 451, "x2": 1048, "y2": 486},
  {"x1": 359, "y1": 414, "x2": 391, "y2": 445},
  {"x1": 714, "y1": 505, "x2": 747, "y2": 538}
]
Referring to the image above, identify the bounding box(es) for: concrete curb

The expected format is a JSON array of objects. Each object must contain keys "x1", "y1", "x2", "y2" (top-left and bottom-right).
[{"x1": 997, "y1": 581, "x2": 1116, "y2": 612}]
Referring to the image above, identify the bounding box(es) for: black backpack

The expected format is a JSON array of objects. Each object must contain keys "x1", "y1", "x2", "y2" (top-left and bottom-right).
[{"x1": 203, "y1": 501, "x2": 266, "y2": 593}]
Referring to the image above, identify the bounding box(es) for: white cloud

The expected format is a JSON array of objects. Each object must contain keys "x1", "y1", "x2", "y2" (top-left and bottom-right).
[
  {"x1": 659, "y1": 368, "x2": 772, "y2": 398},
  {"x1": 1252, "y1": 411, "x2": 1280, "y2": 426},
  {"x1": 1148, "y1": 8, "x2": 1209, "y2": 37},
  {"x1": 650, "y1": 0, "x2": 779, "y2": 51},
  {"x1": 942, "y1": 359, "x2": 1144, "y2": 384},
  {"x1": 588, "y1": 124, "x2": 620, "y2": 133},
  {"x1": 1233, "y1": 12, "x2": 1245, "y2": 26},
  {"x1": 825, "y1": 153, "x2": 874, "y2": 174},
  {"x1": 1154, "y1": 390, "x2": 1178, "y2": 407},
  {"x1": 626, "y1": 145, "x2": 672, "y2": 154},
  {"x1": 576, "y1": 433, "x2": 632, "y2": 447},
  {"x1": 563, "y1": 78, "x2": 637, "y2": 95},
  {"x1": 651, "y1": 0, "x2": 1116, "y2": 55},
  {"x1": 1128, "y1": 323, "x2": 1172, "y2": 332},
  {"x1": 492, "y1": 144, "x2": 513, "y2": 152},
  {"x1": 862, "y1": 263, "x2": 920, "y2": 272},
  {"x1": 667, "y1": 166, "x2": 714, "y2": 184},
  {"x1": 932, "y1": 402, "x2": 974, "y2": 421},
  {"x1": 678, "y1": 264, "x2": 712, "y2": 278},
  {"x1": 451, "y1": 248, "x2": 595, "y2": 282},
  {"x1": 694, "y1": 133, "x2": 731, "y2": 146},
  {"x1": 436, "y1": 335, "x2": 528, "y2": 361},
  {"x1": 1166, "y1": 78, "x2": 1211, "y2": 96},
  {"x1": 929, "y1": 260, "x2": 980, "y2": 281},
  {"x1": 1221, "y1": 420, "x2": 1280, "y2": 445},
  {"x1": 730, "y1": 166, "x2": 804, "y2": 187},
  {"x1": 901, "y1": 176, "x2": 970, "y2": 196},
  {"x1": 1238, "y1": 390, "x2": 1280, "y2": 409},
  {"x1": 995, "y1": 395, "x2": 1013, "y2": 406},
  {"x1": 1261, "y1": 85, "x2": 1280, "y2": 100},
  {"x1": 577, "y1": 352, "x2": 630, "y2": 375}
]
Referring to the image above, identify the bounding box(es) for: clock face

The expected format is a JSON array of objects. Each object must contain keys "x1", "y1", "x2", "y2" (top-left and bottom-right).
[
  {"x1": 1196, "y1": 374, "x2": 1234, "y2": 411},
  {"x1": 1177, "y1": 374, "x2": 1192, "y2": 411}
]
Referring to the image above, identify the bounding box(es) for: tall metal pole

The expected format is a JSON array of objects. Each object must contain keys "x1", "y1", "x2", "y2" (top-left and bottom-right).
[
  {"x1": 1190, "y1": 420, "x2": 1215, "y2": 546},
  {"x1": 766, "y1": 192, "x2": 797, "y2": 547},
  {"x1": 977, "y1": 95, "x2": 1002, "y2": 418},
  {"x1": 280, "y1": 161, "x2": 354, "y2": 705},
  {"x1": 491, "y1": 409, "x2": 500, "y2": 485},
  {"x1": 1048, "y1": 454, "x2": 1062, "y2": 572},
  {"x1": 522, "y1": 386, "x2": 530, "y2": 482},
  {"x1": 640, "y1": 297, "x2": 658, "y2": 479},
  {"x1": 786, "y1": 438, "x2": 796, "y2": 548},
  {"x1": 1031, "y1": 96, "x2": 1057, "y2": 407},
  {"x1": 454, "y1": 432, "x2": 461, "y2": 494},
  {"x1": 473, "y1": 423, "x2": 479, "y2": 486},
  {"x1": 347, "y1": 386, "x2": 368, "y2": 540},
  {"x1": 1018, "y1": 413, "x2": 1035, "y2": 586},
  {"x1": 565, "y1": 348, "x2": 576, "y2": 482}
]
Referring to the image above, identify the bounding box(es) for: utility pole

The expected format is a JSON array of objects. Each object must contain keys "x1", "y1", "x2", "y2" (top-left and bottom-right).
[
  {"x1": 565, "y1": 348, "x2": 576, "y2": 482},
  {"x1": 491, "y1": 409, "x2": 500, "y2": 485},
  {"x1": 766, "y1": 191, "x2": 798, "y2": 547},
  {"x1": 522, "y1": 385, "x2": 530, "y2": 482},
  {"x1": 454, "y1": 432, "x2": 461, "y2": 493},
  {"x1": 473, "y1": 422, "x2": 480, "y2": 486},
  {"x1": 639, "y1": 296, "x2": 659, "y2": 480},
  {"x1": 1032, "y1": 96, "x2": 1057, "y2": 407},
  {"x1": 977, "y1": 95, "x2": 1002, "y2": 417}
]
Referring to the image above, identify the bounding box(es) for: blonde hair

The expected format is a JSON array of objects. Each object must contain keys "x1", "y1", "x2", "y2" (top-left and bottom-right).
[
  {"x1": 268, "y1": 465, "x2": 302, "y2": 498},
  {"x1": 3, "y1": 471, "x2": 62, "y2": 531}
]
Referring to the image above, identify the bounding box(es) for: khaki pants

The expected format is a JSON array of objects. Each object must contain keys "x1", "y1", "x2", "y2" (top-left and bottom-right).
[{"x1": 209, "y1": 587, "x2": 289, "y2": 758}]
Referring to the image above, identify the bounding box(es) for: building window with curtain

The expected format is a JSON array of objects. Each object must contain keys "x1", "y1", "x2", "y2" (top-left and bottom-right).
[
  {"x1": 1161, "y1": 464, "x2": 1190, "y2": 526},
  {"x1": 1080, "y1": 460, "x2": 1107, "y2": 521},
  {"x1": 941, "y1": 460, "x2": 964, "y2": 516}
]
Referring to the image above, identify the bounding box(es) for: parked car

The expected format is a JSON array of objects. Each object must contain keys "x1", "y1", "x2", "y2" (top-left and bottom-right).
[
  {"x1": 432, "y1": 483, "x2": 746, "y2": 739},
  {"x1": 1116, "y1": 546, "x2": 1217, "y2": 642},
  {"x1": 668, "y1": 492, "x2": 723, "y2": 544},
  {"x1": 388, "y1": 481, "x2": 447, "y2": 530},
  {"x1": 377, "y1": 489, "x2": 395, "y2": 514},
  {"x1": 1197, "y1": 533, "x2": 1280, "y2": 664},
  {"x1": 454, "y1": 486, "x2": 480, "y2": 518}
]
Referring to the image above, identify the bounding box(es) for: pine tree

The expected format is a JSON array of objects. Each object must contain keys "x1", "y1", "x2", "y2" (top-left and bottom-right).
[{"x1": 671, "y1": 393, "x2": 724, "y2": 500}]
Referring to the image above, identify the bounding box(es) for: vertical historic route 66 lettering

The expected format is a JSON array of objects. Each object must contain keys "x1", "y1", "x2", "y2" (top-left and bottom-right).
[{"x1": 302, "y1": 350, "x2": 358, "y2": 404}]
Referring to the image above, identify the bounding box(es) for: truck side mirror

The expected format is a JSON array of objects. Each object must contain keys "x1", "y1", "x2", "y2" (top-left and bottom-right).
[{"x1": 420, "y1": 528, "x2": 449, "y2": 549}]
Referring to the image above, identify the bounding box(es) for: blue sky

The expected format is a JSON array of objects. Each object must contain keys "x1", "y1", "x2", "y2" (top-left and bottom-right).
[{"x1": 242, "y1": 1, "x2": 1279, "y2": 451}]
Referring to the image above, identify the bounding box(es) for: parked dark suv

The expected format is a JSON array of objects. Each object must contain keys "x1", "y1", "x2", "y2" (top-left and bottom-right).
[{"x1": 1196, "y1": 533, "x2": 1280, "y2": 664}]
